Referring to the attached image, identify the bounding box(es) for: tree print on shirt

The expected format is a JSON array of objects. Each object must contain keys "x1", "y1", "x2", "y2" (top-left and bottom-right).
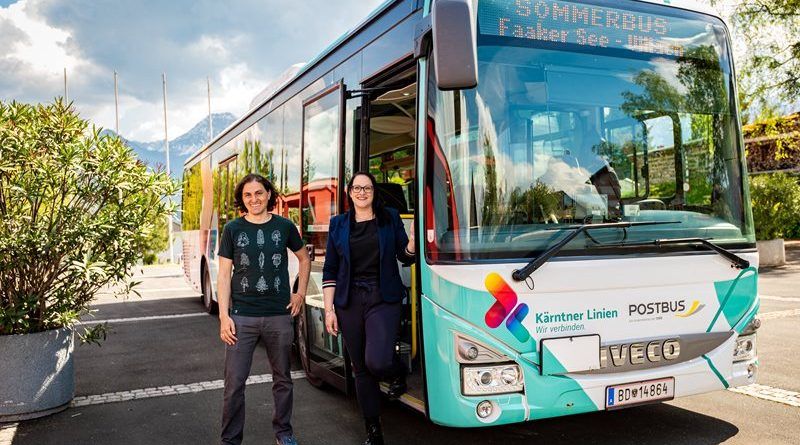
[
  {"x1": 257, "y1": 229, "x2": 265, "y2": 248},
  {"x1": 272, "y1": 253, "x2": 282, "y2": 268},
  {"x1": 236, "y1": 232, "x2": 250, "y2": 247},
  {"x1": 256, "y1": 276, "x2": 268, "y2": 293},
  {"x1": 271, "y1": 230, "x2": 281, "y2": 247}
]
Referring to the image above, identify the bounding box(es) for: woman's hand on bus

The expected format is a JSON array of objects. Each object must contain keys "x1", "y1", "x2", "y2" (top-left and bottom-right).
[
  {"x1": 219, "y1": 316, "x2": 237, "y2": 345},
  {"x1": 406, "y1": 219, "x2": 415, "y2": 254},
  {"x1": 325, "y1": 310, "x2": 338, "y2": 336},
  {"x1": 287, "y1": 293, "x2": 304, "y2": 317}
]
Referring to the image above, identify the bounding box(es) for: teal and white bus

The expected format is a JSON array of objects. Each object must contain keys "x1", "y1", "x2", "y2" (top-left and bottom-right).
[{"x1": 182, "y1": 0, "x2": 760, "y2": 427}]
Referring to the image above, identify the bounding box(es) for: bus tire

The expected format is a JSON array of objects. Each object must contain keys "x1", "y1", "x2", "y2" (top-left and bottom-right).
[
  {"x1": 199, "y1": 263, "x2": 206, "y2": 305},
  {"x1": 295, "y1": 304, "x2": 324, "y2": 388},
  {"x1": 201, "y1": 266, "x2": 218, "y2": 315}
]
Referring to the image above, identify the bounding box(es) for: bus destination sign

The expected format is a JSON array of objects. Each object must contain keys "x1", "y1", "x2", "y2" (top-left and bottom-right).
[{"x1": 478, "y1": 0, "x2": 707, "y2": 57}]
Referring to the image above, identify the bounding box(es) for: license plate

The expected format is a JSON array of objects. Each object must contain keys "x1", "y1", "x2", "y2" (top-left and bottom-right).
[{"x1": 605, "y1": 378, "x2": 675, "y2": 409}]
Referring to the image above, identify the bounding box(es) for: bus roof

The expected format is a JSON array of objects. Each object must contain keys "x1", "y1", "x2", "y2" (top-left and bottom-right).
[
  {"x1": 186, "y1": 0, "x2": 729, "y2": 168},
  {"x1": 418, "y1": 0, "x2": 726, "y2": 20},
  {"x1": 636, "y1": 0, "x2": 724, "y2": 19}
]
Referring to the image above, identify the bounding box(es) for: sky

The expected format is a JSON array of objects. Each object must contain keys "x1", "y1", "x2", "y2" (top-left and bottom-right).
[{"x1": 0, "y1": 0, "x2": 386, "y2": 141}]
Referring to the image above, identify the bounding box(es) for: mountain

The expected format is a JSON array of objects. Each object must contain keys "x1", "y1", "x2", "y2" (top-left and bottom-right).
[{"x1": 103, "y1": 112, "x2": 237, "y2": 179}]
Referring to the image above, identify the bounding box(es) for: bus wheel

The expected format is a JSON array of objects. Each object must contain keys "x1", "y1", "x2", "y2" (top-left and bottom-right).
[
  {"x1": 201, "y1": 268, "x2": 218, "y2": 314},
  {"x1": 295, "y1": 305, "x2": 324, "y2": 387}
]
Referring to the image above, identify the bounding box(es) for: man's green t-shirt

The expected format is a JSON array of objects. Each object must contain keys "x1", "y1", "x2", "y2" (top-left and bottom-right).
[{"x1": 218, "y1": 215, "x2": 304, "y2": 317}]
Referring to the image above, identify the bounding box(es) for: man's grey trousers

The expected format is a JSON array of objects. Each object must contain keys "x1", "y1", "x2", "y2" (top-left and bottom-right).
[{"x1": 221, "y1": 314, "x2": 294, "y2": 445}]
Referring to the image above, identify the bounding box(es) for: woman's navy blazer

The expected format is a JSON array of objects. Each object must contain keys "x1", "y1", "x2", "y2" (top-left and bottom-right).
[{"x1": 322, "y1": 208, "x2": 414, "y2": 308}]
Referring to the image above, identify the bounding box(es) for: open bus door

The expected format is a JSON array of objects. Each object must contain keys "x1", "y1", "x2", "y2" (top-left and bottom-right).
[
  {"x1": 295, "y1": 81, "x2": 351, "y2": 392},
  {"x1": 357, "y1": 62, "x2": 426, "y2": 411},
  {"x1": 296, "y1": 62, "x2": 426, "y2": 412}
]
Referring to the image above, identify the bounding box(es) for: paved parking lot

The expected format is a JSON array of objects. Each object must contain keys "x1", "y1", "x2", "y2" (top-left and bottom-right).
[{"x1": 2, "y1": 246, "x2": 800, "y2": 445}]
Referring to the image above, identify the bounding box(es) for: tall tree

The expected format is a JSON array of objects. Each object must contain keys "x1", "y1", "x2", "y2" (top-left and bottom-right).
[{"x1": 716, "y1": 0, "x2": 800, "y2": 115}]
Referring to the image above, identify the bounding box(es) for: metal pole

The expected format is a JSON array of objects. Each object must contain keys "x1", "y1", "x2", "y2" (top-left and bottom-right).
[
  {"x1": 207, "y1": 76, "x2": 213, "y2": 143},
  {"x1": 114, "y1": 70, "x2": 120, "y2": 134},
  {"x1": 162, "y1": 73, "x2": 174, "y2": 264},
  {"x1": 63, "y1": 68, "x2": 68, "y2": 102}
]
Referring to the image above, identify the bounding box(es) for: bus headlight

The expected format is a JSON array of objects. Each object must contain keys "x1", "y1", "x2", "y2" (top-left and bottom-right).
[
  {"x1": 462, "y1": 364, "x2": 524, "y2": 395},
  {"x1": 476, "y1": 400, "x2": 494, "y2": 418},
  {"x1": 454, "y1": 333, "x2": 508, "y2": 363},
  {"x1": 500, "y1": 366, "x2": 520, "y2": 385},
  {"x1": 733, "y1": 334, "x2": 756, "y2": 362}
]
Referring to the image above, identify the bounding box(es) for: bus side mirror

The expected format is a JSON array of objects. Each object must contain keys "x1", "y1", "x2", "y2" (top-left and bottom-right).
[{"x1": 432, "y1": 0, "x2": 478, "y2": 90}]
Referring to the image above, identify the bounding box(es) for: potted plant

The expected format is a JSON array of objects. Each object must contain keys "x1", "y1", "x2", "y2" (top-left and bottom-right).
[
  {"x1": 0, "y1": 100, "x2": 176, "y2": 421},
  {"x1": 749, "y1": 172, "x2": 800, "y2": 267}
]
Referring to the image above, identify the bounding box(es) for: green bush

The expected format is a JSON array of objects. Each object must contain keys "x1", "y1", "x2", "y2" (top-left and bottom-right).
[
  {"x1": 749, "y1": 173, "x2": 800, "y2": 240},
  {"x1": 0, "y1": 100, "x2": 177, "y2": 340},
  {"x1": 142, "y1": 211, "x2": 169, "y2": 265},
  {"x1": 790, "y1": 220, "x2": 800, "y2": 239},
  {"x1": 142, "y1": 253, "x2": 159, "y2": 265}
]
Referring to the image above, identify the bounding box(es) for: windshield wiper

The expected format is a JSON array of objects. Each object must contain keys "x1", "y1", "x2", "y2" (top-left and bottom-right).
[
  {"x1": 511, "y1": 221, "x2": 680, "y2": 281},
  {"x1": 590, "y1": 237, "x2": 750, "y2": 270}
]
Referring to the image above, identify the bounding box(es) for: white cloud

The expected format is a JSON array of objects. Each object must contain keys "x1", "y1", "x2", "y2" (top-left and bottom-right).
[
  {"x1": 216, "y1": 63, "x2": 265, "y2": 116},
  {"x1": 188, "y1": 35, "x2": 234, "y2": 61},
  {"x1": 1, "y1": 0, "x2": 74, "y2": 74},
  {"x1": 0, "y1": 0, "x2": 101, "y2": 102},
  {"x1": 1, "y1": 0, "x2": 386, "y2": 141}
]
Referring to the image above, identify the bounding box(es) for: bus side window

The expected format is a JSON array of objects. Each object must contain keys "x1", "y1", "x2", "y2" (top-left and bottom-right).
[{"x1": 216, "y1": 155, "x2": 237, "y2": 229}]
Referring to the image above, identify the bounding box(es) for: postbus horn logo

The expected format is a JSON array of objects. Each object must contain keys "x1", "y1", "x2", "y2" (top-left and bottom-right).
[
  {"x1": 675, "y1": 300, "x2": 705, "y2": 318},
  {"x1": 485, "y1": 273, "x2": 531, "y2": 342}
]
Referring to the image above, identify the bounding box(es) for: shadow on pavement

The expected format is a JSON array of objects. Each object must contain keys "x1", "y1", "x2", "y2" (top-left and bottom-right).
[
  {"x1": 73, "y1": 315, "x2": 224, "y2": 396},
  {"x1": 10, "y1": 385, "x2": 740, "y2": 445},
  {"x1": 380, "y1": 400, "x2": 739, "y2": 445}
]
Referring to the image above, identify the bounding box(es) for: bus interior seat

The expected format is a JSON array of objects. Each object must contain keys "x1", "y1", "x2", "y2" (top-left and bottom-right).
[
  {"x1": 638, "y1": 198, "x2": 667, "y2": 211},
  {"x1": 375, "y1": 182, "x2": 414, "y2": 287},
  {"x1": 377, "y1": 182, "x2": 409, "y2": 214},
  {"x1": 589, "y1": 164, "x2": 622, "y2": 218}
]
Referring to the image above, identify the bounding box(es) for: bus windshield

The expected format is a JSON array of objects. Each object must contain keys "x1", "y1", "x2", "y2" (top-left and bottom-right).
[{"x1": 425, "y1": 0, "x2": 755, "y2": 261}]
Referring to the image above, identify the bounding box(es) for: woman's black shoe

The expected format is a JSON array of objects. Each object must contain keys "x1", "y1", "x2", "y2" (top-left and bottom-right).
[
  {"x1": 387, "y1": 374, "x2": 407, "y2": 401},
  {"x1": 363, "y1": 417, "x2": 384, "y2": 445}
]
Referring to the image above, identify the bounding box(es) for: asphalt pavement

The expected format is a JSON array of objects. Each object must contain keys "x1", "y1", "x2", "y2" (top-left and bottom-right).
[{"x1": 2, "y1": 246, "x2": 799, "y2": 445}]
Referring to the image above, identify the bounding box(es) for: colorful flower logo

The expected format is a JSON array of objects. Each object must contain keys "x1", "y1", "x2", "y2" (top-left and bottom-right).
[{"x1": 485, "y1": 273, "x2": 531, "y2": 343}]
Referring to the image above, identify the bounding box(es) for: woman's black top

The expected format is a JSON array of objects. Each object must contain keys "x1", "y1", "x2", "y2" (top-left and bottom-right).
[{"x1": 349, "y1": 219, "x2": 380, "y2": 281}]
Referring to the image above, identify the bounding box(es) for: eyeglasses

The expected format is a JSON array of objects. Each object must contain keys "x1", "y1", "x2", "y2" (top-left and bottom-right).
[{"x1": 350, "y1": 185, "x2": 374, "y2": 194}]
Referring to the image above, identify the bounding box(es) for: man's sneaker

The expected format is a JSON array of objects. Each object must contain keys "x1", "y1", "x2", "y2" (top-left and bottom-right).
[{"x1": 276, "y1": 435, "x2": 298, "y2": 445}]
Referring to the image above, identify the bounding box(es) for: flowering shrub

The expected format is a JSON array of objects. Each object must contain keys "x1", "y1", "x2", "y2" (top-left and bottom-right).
[{"x1": 0, "y1": 100, "x2": 177, "y2": 340}]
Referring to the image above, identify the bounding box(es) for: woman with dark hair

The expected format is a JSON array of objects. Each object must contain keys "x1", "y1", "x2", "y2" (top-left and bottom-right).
[
  {"x1": 322, "y1": 171, "x2": 415, "y2": 445},
  {"x1": 218, "y1": 173, "x2": 311, "y2": 445}
]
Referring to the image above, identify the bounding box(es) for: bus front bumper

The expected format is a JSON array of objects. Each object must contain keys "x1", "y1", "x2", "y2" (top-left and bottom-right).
[{"x1": 422, "y1": 296, "x2": 758, "y2": 428}]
